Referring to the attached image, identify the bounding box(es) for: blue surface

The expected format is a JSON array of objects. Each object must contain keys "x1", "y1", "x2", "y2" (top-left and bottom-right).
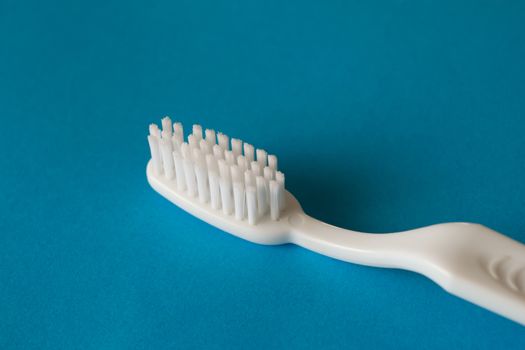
[{"x1": 1, "y1": 0, "x2": 525, "y2": 348}]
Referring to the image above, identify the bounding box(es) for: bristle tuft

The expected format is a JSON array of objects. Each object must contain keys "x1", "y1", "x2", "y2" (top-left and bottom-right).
[
  {"x1": 147, "y1": 134, "x2": 162, "y2": 175},
  {"x1": 149, "y1": 124, "x2": 161, "y2": 137},
  {"x1": 192, "y1": 124, "x2": 203, "y2": 141},
  {"x1": 161, "y1": 117, "x2": 172, "y2": 136},
  {"x1": 251, "y1": 161, "x2": 261, "y2": 177},
  {"x1": 244, "y1": 143, "x2": 254, "y2": 163},
  {"x1": 199, "y1": 139, "x2": 211, "y2": 154},
  {"x1": 208, "y1": 170, "x2": 221, "y2": 210},
  {"x1": 256, "y1": 176, "x2": 267, "y2": 216},
  {"x1": 218, "y1": 132, "x2": 229, "y2": 150},
  {"x1": 173, "y1": 122, "x2": 183, "y2": 136},
  {"x1": 263, "y1": 166, "x2": 274, "y2": 181},
  {"x1": 148, "y1": 119, "x2": 286, "y2": 224},
  {"x1": 231, "y1": 138, "x2": 242, "y2": 157},
  {"x1": 233, "y1": 182, "x2": 245, "y2": 221},
  {"x1": 194, "y1": 156, "x2": 209, "y2": 203},
  {"x1": 180, "y1": 142, "x2": 192, "y2": 160},
  {"x1": 219, "y1": 177, "x2": 233, "y2": 215},
  {"x1": 224, "y1": 150, "x2": 235, "y2": 165},
  {"x1": 246, "y1": 186, "x2": 257, "y2": 225},
  {"x1": 213, "y1": 144, "x2": 224, "y2": 159},
  {"x1": 256, "y1": 149, "x2": 267, "y2": 168},
  {"x1": 205, "y1": 129, "x2": 216, "y2": 145},
  {"x1": 159, "y1": 137, "x2": 174, "y2": 179},
  {"x1": 183, "y1": 158, "x2": 197, "y2": 197},
  {"x1": 237, "y1": 155, "x2": 248, "y2": 173},
  {"x1": 188, "y1": 134, "x2": 199, "y2": 149},
  {"x1": 173, "y1": 151, "x2": 186, "y2": 191},
  {"x1": 231, "y1": 165, "x2": 242, "y2": 183},
  {"x1": 275, "y1": 171, "x2": 285, "y2": 211},
  {"x1": 218, "y1": 159, "x2": 230, "y2": 180},
  {"x1": 269, "y1": 180, "x2": 280, "y2": 221},
  {"x1": 268, "y1": 155, "x2": 278, "y2": 170}
]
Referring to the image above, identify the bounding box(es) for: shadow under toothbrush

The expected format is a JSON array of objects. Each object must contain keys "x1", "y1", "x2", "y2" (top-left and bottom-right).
[{"x1": 284, "y1": 157, "x2": 401, "y2": 234}]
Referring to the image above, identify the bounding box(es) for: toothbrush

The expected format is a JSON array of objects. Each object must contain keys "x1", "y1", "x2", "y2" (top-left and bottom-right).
[{"x1": 146, "y1": 117, "x2": 525, "y2": 326}]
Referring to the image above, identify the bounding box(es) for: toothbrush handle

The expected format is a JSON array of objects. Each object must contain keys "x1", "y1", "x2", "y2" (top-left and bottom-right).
[{"x1": 288, "y1": 213, "x2": 525, "y2": 325}]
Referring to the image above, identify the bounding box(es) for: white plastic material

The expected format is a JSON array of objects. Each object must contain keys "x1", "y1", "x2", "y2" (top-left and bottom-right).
[
  {"x1": 146, "y1": 119, "x2": 525, "y2": 326},
  {"x1": 147, "y1": 161, "x2": 525, "y2": 326}
]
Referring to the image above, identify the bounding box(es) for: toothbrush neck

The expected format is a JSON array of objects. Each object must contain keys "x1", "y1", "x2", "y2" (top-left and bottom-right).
[{"x1": 287, "y1": 212, "x2": 435, "y2": 271}]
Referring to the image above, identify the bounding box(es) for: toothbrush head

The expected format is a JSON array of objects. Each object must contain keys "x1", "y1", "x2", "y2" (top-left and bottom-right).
[{"x1": 146, "y1": 116, "x2": 303, "y2": 244}]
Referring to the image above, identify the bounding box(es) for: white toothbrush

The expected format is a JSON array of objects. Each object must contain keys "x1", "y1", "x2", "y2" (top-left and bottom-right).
[{"x1": 146, "y1": 117, "x2": 525, "y2": 326}]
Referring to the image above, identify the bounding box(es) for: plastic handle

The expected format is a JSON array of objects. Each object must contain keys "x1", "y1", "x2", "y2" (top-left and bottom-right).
[{"x1": 288, "y1": 213, "x2": 525, "y2": 325}]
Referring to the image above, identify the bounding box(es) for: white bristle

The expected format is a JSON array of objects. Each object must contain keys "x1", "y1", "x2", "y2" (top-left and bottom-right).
[
  {"x1": 195, "y1": 162, "x2": 209, "y2": 203},
  {"x1": 172, "y1": 133, "x2": 183, "y2": 151},
  {"x1": 263, "y1": 176, "x2": 270, "y2": 213},
  {"x1": 161, "y1": 129, "x2": 171, "y2": 140},
  {"x1": 263, "y1": 166, "x2": 274, "y2": 181},
  {"x1": 256, "y1": 149, "x2": 267, "y2": 168},
  {"x1": 180, "y1": 142, "x2": 192, "y2": 160},
  {"x1": 213, "y1": 144, "x2": 224, "y2": 159},
  {"x1": 256, "y1": 176, "x2": 267, "y2": 216},
  {"x1": 269, "y1": 180, "x2": 280, "y2": 221},
  {"x1": 149, "y1": 119, "x2": 286, "y2": 226},
  {"x1": 219, "y1": 177, "x2": 233, "y2": 215},
  {"x1": 188, "y1": 134, "x2": 199, "y2": 149},
  {"x1": 183, "y1": 158, "x2": 197, "y2": 197},
  {"x1": 149, "y1": 123, "x2": 161, "y2": 138},
  {"x1": 231, "y1": 138, "x2": 242, "y2": 157},
  {"x1": 161, "y1": 116, "x2": 172, "y2": 136},
  {"x1": 244, "y1": 143, "x2": 254, "y2": 163},
  {"x1": 173, "y1": 151, "x2": 186, "y2": 191},
  {"x1": 276, "y1": 171, "x2": 285, "y2": 210},
  {"x1": 244, "y1": 170, "x2": 254, "y2": 187},
  {"x1": 173, "y1": 122, "x2": 183, "y2": 136},
  {"x1": 246, "y1": 186, "x2": 257, "y2": 225},
  {"x1": 218, "y1": 159, "x2": 230, "y2": 180},
  {"x1": 205, "y1": 129, "x2": 216, "y2": 145},
  {"x1": 194, "y1": 147, "x2": 206, "y2": 166},
  {"x1": 147, "y1": 134, "x2": 162, "y2": 175},
  {"x1": 208, "y1": 170, "x2": 221, "y2": 210},
  {"x1": 192, "y1": 124, "x2": 203, "y2": 141},
  {"x1": 251, "y1": 161, "x2": 261, "y2": 177},
  {"x1": 233, "y1": 182, "x2": 245, "y2": 221},
  {"x1": 268, "y1": 155, "x2": 278, "y2": 170},
  {"x1": 218, "y1": 132, "x2": 229, "y2": 150},
  {"x1": 192, "y1": 147, "x2": 199, "y2": 159},
  {"x1": 231, "y1": 165, "x2": 242, "y2": 183},
  {"x1": 159, "y1": 137, "x2": 175, "y2": 179},
  {"x1": 206, "y1": 154, "x2": 217, "y2": 172},
  {"x1": 275, "y1": 171, "x2": 285, "y2": 186},
  {"x1": 237, "y1": 155, "x2": 247, "y2": 173},
  {"x1": 199, "y1": 139, "x2": 211, "y2": 154},
  {"x1": 224, "y1": 150, "x2": 235, "y2": 165},
  {"x1": 192, "y1": 147, "x2": 205, "y2": 162}
]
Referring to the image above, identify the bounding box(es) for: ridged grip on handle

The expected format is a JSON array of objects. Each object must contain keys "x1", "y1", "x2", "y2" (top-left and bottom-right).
[
  {"x1": 439, "y1": 227, "x2": 525, "y2": 326},
  {"x1": 288, "y1": 213, "x2": 525, "y2": 325}
]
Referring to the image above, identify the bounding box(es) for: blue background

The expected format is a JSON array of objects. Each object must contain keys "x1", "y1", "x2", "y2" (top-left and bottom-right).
[{"x1": 1, "y1": 0, "x2": 525, "y2": 348}]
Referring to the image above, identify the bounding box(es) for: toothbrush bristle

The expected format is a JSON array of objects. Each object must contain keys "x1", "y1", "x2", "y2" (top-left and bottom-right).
[
  {"x1": 192, "y1": 124, "x2": 203, "y2": 141},
  {"x1": 148, "y1": 119, "x2": 285, "y2": 224},
  {"x1": 173, "y1": 122, "x2": 183, "y2": 136},
  {"x1": 161, "y1": 117, "x2": 172, "y2": 136},
  {"x1": 231, "y1": 138, "x2": 242, "y2": 157},
  {"x1": 149, "y1": 123, "x2": 161, "y2": 137},
  {"x1": 205, "y1": 129, "x2": 216, "y2": 144},
  {"x1": 244, "y1": 143, "x2": 254, "y2": 163},
  {"x1": 256, "y1": 149, "x2": 267, "y2": 168},
  {"x1": 217, "y1": 132, "x2": 229, "y2": 150},
  {"x1": 268, "y1": 154, "x2": 277, "y2": 170}
]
